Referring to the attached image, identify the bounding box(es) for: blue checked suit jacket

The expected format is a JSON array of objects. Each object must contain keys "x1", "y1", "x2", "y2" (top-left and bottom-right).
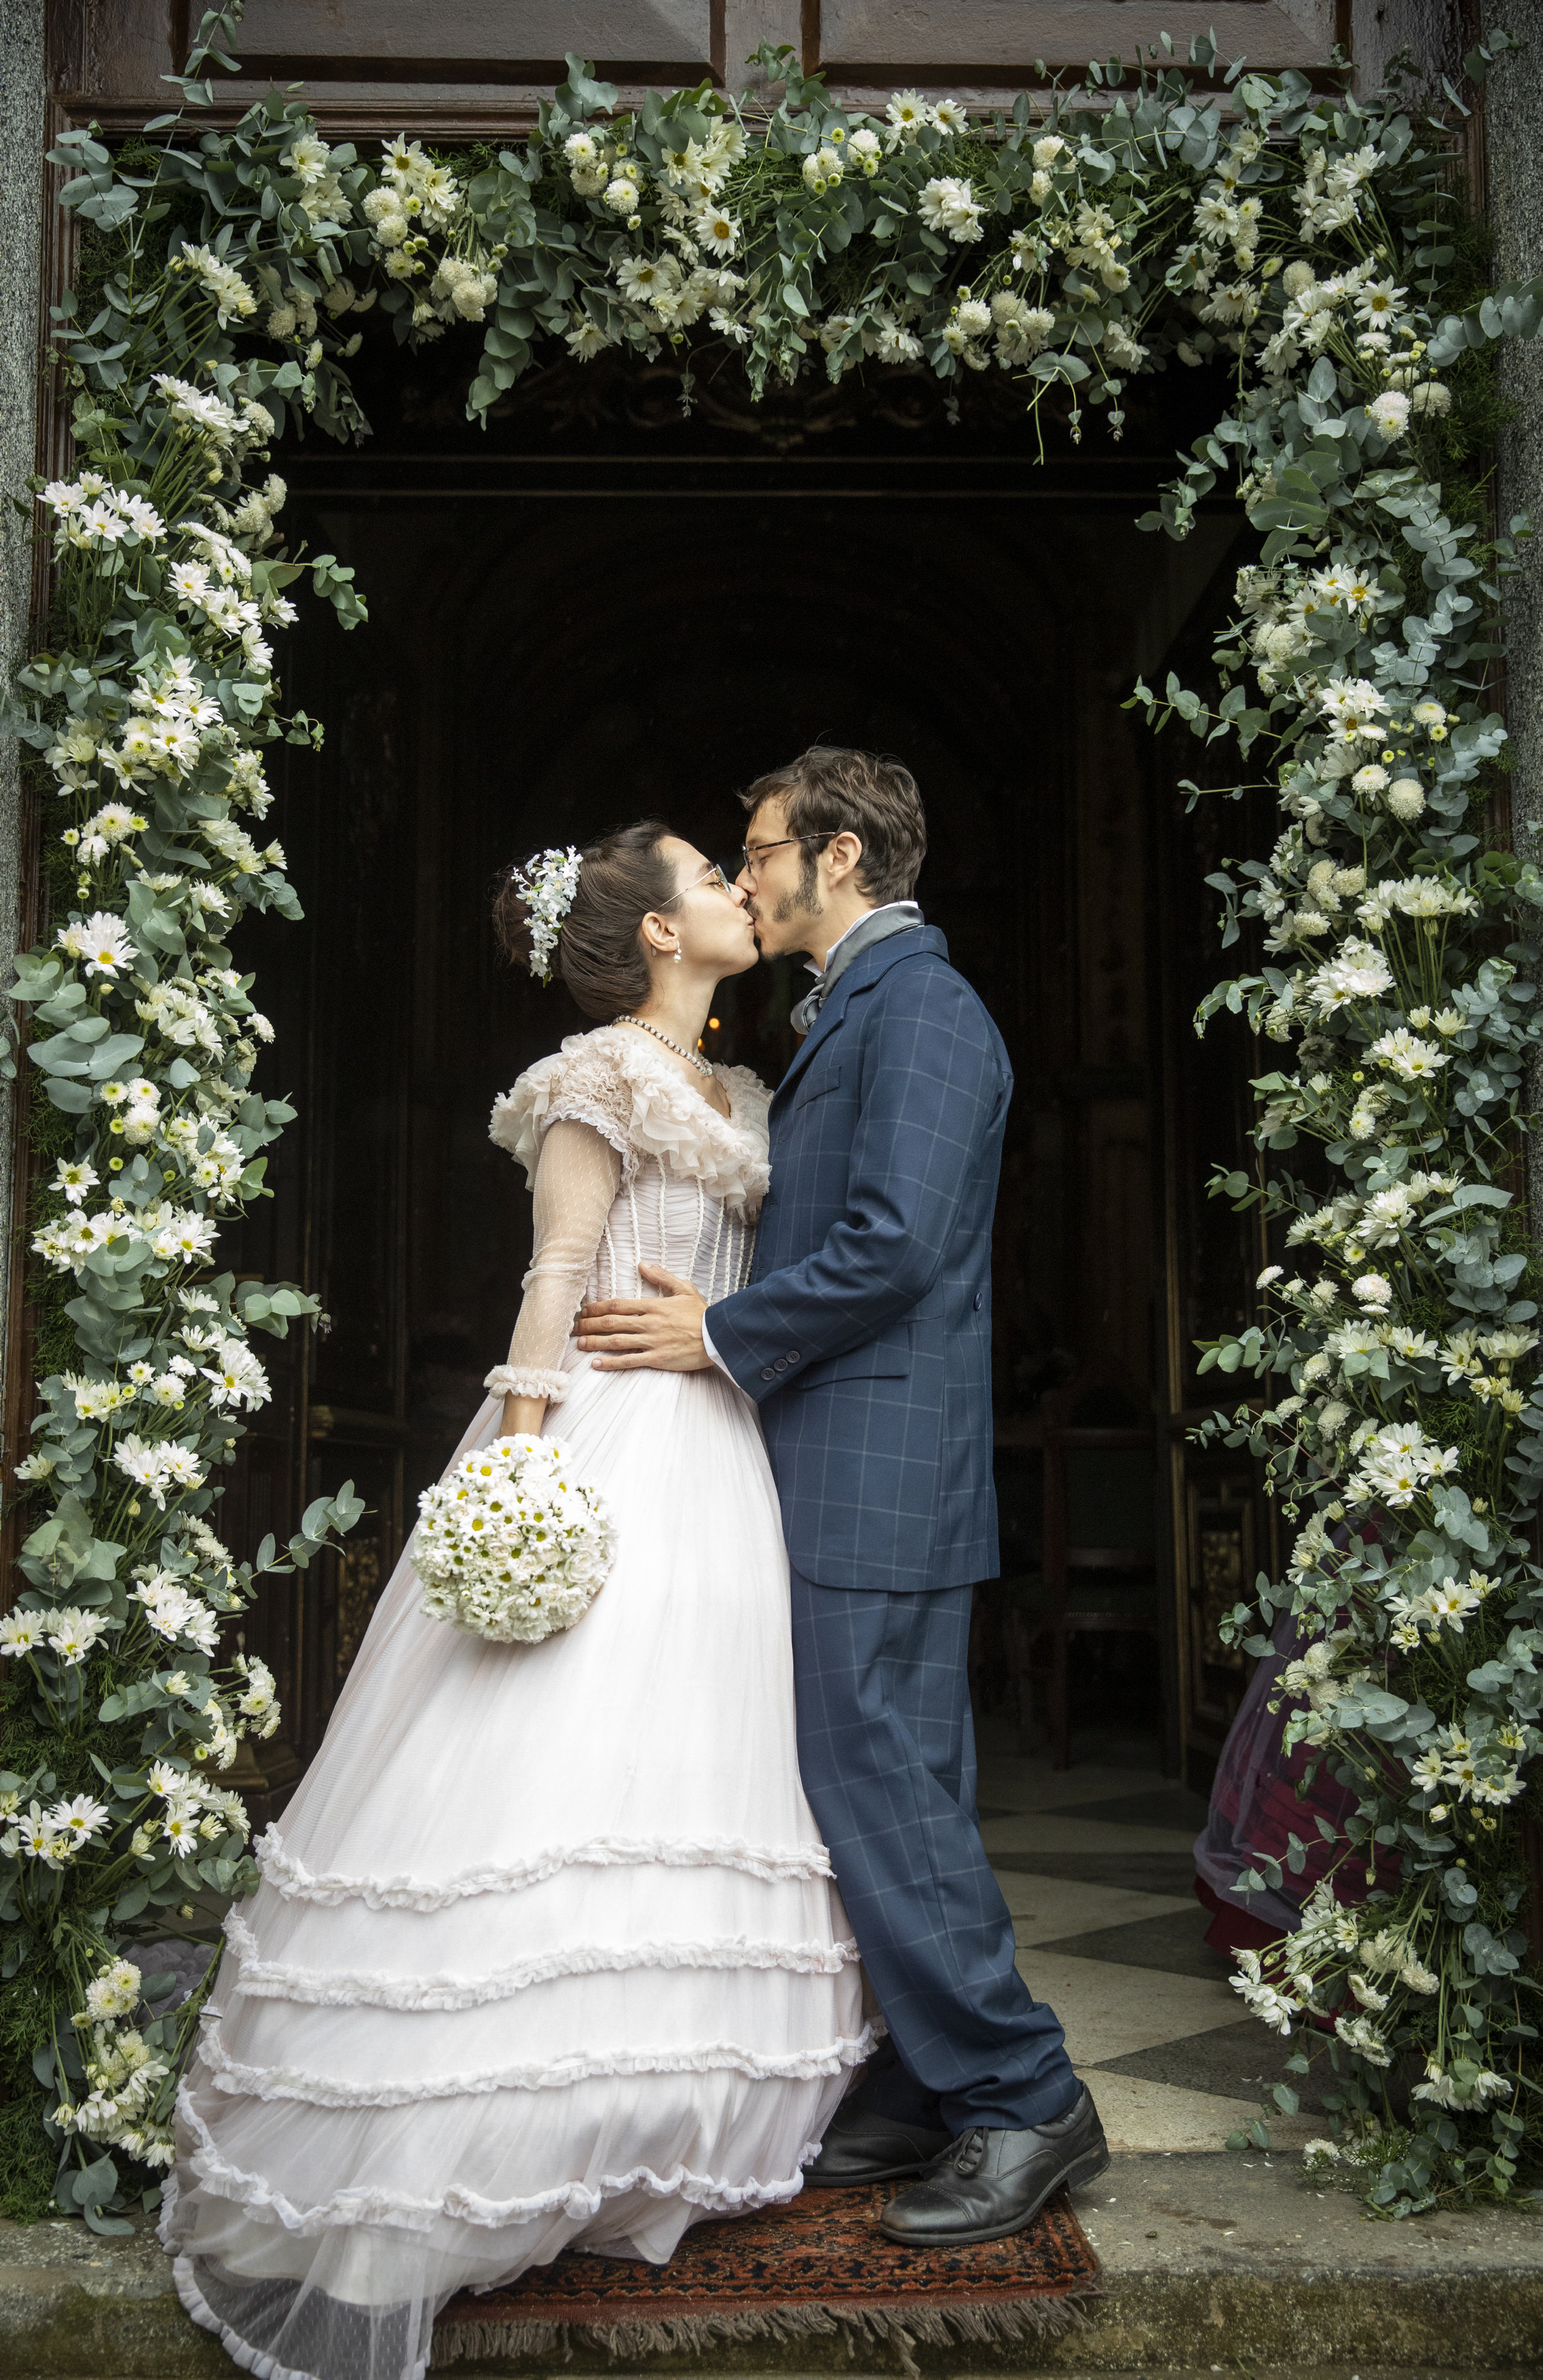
[{"x1": 707, "y1": 924, "x2": 1007, "y2": 1593}]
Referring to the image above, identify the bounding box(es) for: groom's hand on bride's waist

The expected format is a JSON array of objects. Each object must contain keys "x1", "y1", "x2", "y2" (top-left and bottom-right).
[{"x1": 576, "y1": 1265, "x2": 713, "y2": 1371}]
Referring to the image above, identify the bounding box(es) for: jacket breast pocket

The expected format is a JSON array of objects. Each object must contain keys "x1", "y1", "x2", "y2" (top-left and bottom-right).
[
  {"x1": 788, "y1": 1063, "x2": 841, "y2": 1114},
  {"x1": 792, "y1": 1326, "x2": 911, "y2": 1389}
]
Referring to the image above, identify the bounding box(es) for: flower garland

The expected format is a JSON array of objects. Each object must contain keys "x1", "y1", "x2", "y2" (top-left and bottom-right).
[{"x1": 3, "y1": 1, "x2": 1542, "y2": 2222}]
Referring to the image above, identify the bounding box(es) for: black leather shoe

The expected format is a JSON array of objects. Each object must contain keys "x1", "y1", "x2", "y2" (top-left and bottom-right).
[
  {"x1": 804, "y1": 2107, "x2": 952, "y2": 2187},
  {"x1": 877, "y1": 2087, "x2": 1109, "y2": 2244}
]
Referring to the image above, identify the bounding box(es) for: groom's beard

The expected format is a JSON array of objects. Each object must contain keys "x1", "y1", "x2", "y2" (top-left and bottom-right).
[{"x1": 768, "y1": 862, "x2": 824, "y2": 927}]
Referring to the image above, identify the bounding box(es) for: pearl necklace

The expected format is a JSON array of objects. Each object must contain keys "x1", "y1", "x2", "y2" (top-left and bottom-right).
[{"x1": 613, "y1": 1014, "x2": 714, "y2": 1078}]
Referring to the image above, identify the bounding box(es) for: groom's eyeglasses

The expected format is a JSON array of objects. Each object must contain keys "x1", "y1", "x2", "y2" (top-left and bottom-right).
[{"x1": 738, "y1": 831, "x2": 836, "y2": 879}]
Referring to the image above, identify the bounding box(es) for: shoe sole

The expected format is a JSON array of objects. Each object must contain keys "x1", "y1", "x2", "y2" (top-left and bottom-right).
[
  {"x1": 876, "y1": 2141, "x2": 1112, "y2": 2245},
  {"x1": 804, "y1": 2159, "x2": 934, "y2": 2187}
]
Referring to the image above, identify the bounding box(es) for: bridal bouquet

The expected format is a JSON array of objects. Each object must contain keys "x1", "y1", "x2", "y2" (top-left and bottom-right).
[{"x1": 414, "y1": 1436, "x2": 615, "y2": 1642}]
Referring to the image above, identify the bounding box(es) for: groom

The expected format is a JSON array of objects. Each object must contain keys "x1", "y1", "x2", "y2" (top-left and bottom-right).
[{"x1": 576, "y1": 745, "x2": 1107, "y2": 2245}]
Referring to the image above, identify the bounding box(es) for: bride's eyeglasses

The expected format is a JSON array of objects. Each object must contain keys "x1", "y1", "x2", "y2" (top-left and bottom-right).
[{"x1": 660, "y1": 860, "x2": 736, "y2": 907}]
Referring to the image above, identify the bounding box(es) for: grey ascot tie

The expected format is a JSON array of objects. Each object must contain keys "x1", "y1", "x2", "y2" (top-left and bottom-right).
[{"x1": 789, "y1": 902, "x2": 924, "y2": 1035}]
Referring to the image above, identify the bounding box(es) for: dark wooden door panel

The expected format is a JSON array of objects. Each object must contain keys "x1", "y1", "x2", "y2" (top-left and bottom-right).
[{"x1": 810, "y1": 0, "x2": 1342, "y2": 87}]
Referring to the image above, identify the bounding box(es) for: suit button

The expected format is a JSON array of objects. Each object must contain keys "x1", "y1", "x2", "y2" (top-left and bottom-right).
[
  {"x1": 773, "y1": 1356, "x2": 788, "y2": 1372},
  {"x1": 973, "y1": 1291, "x2": 984, "y2": 1312},
  {"x1": 760, "y1": 1366, "x2": 775, "y2": 1380},
  {"x1": 787, "y1": 1350, "x2": 800, "y2": 1362}
]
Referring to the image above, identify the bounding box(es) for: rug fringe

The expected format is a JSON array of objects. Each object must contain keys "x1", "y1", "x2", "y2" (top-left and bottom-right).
[{"x1": 432, "y1": 2281, "x2": 1103, "y2": 2372}]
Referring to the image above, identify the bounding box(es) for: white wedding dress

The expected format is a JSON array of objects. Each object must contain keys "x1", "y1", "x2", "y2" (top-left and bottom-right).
[{"x1": 163, "y1": 1026, "x2": 871, "y2": 2380}]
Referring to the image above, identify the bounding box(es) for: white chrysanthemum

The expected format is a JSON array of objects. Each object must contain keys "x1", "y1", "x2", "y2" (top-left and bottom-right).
[
  {"x1": 56, "y1": 911, "x2": 135, "y2": 979},
  {"x1": 151, "y1": 373, "x2": 240, "y2": 442},
  {"x1": 50, "y1": 1793, "x2": 110, "y2": 1849},
  {"x1": 1228, "y1": 1948, "x2": 1301, "y2": 2036},
  {"x1": 83, "y1": 1957, "x2": 142, "y2": 2021},
  {"x1": 1355, "y1": 278, "x2": 1406, "y2": 327},
  {"x1": 885, "y1": 90, "x2": 932, "y2": 139},
  {"x1": 1319, "y1": 676, "x2": 1391, "y2": 742},
  {"x1": 1369, "y1": 389, "x2": 1411, "y2": 438},
  {"x1": 0, "y1": 1610, "x2": 46, "y2": 1656},
  {"x1": 918, "y1": 176, "x2": 984, "y2": 243},
  {"x1": 1306, "y1": 936, "x2": 1394, "y2": 1014},
  {"x1": 46, "y1": 1608, "x2": 108, "y2": 1667},
  {"x1": 1369, "y1": 1026, "x2": 1449, "y2": 1081},
  {"x1": 1334, "y1": 2012, "x2": 1392, "y2": 2068},
  {"x1": 694, "y1": 203, "x2": 739, "y2": 257},
  {"x1": 52, "y1": 1156, "x2": 99, "y2": 1206},
  {"x1": 179, "y1": 242, "x2": 257, "y2": 325},
  {"x1": 201, "y1": 1337, "x2": 272, "y2": 1412},
  {"x1": 415, "y1": 1435, "x2": 615, "y2": 1644}
]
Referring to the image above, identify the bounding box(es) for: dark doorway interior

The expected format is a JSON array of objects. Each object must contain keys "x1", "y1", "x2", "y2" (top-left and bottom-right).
[{"x1": 218, "y1": 341, "x2": 1269, "y2": 1801}]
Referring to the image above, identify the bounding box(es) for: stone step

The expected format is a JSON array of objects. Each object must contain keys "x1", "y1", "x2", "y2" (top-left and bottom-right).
[{"x1": 3, "y1": 2155, "x2": 1539, "y2": 2376}]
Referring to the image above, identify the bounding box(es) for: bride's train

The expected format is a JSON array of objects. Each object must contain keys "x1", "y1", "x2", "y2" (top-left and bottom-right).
[{"x1": 163, "y1": 1036, "x2": 871, "y2": 2380}]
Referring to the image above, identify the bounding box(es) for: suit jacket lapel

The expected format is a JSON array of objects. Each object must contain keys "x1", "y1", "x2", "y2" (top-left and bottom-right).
[
  {"x1": 770, "y1": 971, "x2": 853, "y2": 1113},
  {"x1": 770, "y1": 924, "x2": 949, "y2": 1115}
]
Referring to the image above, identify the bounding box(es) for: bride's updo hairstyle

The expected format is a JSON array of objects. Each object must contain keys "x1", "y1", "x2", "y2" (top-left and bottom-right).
[{"x1": 494, "y1": 819, "x2": 679, "y2": 1019}]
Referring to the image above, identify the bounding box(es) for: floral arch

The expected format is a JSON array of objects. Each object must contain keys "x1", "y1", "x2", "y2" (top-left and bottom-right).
[{"x1": 2, "y1": 0, "x2": 1542, "y2": 2226}]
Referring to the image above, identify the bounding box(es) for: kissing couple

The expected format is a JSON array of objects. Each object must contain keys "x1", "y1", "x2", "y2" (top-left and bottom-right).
[{"x1": 165, "y1": 744, "x2": 1107, "y2": 2380}]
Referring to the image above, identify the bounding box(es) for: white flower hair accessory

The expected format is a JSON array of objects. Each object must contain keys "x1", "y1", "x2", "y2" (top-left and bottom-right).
[{"x1": 509, "y1": 846, "x2": 581, "y2": 984}]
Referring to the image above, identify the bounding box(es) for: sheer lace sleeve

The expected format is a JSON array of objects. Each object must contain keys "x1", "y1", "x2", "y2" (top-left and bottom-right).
[{"x1": 485, "y1": 1120, "x2": 622, "y2": 1406}]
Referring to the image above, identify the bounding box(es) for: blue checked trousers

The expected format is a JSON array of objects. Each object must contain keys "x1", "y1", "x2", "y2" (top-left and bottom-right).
[{"x1": 790, "y1": 1571, "x2": 1078, "y2": 2136}]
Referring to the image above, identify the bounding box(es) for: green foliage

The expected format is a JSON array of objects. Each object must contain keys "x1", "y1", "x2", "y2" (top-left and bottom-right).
[
  {"x1": 7, "y1": 0, "x2": 1543, "y2": 2229},
  {"x1": 1156, "y1": 25, "x2": 1543, "y2": 2202}
]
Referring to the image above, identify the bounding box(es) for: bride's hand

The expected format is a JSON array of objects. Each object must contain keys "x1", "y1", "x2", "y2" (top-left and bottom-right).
[{"x1": 576, "y1": 1265, "x2": 713, "y2": 1371}]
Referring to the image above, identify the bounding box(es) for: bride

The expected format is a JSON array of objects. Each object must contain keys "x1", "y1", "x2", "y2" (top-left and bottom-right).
[{"x1": 163, "y1": 820, "x2": 871, "y2": 2380}]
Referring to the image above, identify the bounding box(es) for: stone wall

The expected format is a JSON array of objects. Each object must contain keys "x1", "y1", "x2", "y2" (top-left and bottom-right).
[
  {"x1": 1483, "y1": 18, "x2": 1543, "y2": 1226},
  {"x1": 0, "y1": 0, "x2": 46, "y2": 1435}
]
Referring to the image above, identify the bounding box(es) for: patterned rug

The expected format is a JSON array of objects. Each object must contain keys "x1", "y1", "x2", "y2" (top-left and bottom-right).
[{"x1": 432, "y1": 2185, "x2": 1101, "y2": 2372}]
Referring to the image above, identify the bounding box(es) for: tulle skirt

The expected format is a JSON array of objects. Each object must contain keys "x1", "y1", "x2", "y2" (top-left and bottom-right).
[{"x1": 163, "y1": 1354, "x2": 869, "y2": 2380}]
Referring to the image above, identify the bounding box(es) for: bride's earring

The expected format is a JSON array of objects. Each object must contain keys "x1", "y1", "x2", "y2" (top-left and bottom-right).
[{"x1": 673, "y1": 948, "x2": 682, "y2": 964}]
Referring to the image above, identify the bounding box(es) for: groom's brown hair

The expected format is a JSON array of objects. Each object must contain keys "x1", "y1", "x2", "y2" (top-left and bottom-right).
[{"x1": 740, "y1": 745, "x2": 927, "y2": 906}]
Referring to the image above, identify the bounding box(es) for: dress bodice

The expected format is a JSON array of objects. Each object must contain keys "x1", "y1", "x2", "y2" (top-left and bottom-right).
[
  {"x1": 585, "y1": 1150, "x2": 758, "y2": 1303},
  {"x1": 487, "y1": 1026, "x2": 772, "y2": 1403}
]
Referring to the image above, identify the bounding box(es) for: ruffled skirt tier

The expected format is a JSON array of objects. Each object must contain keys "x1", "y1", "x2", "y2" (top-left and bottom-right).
[{"x1": 164, "y1": 1358, "x2": 868, "y2": 2380}]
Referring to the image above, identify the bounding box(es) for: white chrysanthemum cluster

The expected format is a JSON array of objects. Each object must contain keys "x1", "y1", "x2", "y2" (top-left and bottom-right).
[
  {"x1": 0, "y1": 1786, "x2": 110, "y2": 1865},
  {"x1": 0, "y1": 1606, "x2": 113, "y2": 1671},
  {"x1": 53, "y1": 1957, "x2": 175, "y2": 2169},
  {"x1": 41, "y1": 475, "x2": 163, "y2": 551},
  {"x1": 278, "y1": 130, "x2": 355, "y2": 229},
  {"x1": 150, "y1": 373, "x2": 273, "y2": 455},
  {"x1": 415, "y1": 1435, "x2": 615, "y2": 1643},
  {"x1": 1229, "y1": 1880, "x2": 1446, "y2": 2068},
  {"x1": 129, "y1": 1757, "x2": 253, "y2": 1855},
  {"x1": 131, "y1": 1573, "x2": 220, "y2": 1654},
  {"x1": 505, "y1": 845, "x2": 581, "y2": 983},
  {"x1": 918, "y1": 174, "x2": 984, "y2": 244},
  {"x1": 233, "y1": 1652, "x2": 281, "y2": 1737},
  {"x1": 171, "y1": 242, "x2": 257, "y2": 325},
  {"x1": 359, "y1": 137, "x2": 503, "y2": 338}
]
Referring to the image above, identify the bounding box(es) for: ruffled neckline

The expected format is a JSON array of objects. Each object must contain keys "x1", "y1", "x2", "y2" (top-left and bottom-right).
[{"x1": 491, "y1": 1026, "x2": 772, "y2": 1216}]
